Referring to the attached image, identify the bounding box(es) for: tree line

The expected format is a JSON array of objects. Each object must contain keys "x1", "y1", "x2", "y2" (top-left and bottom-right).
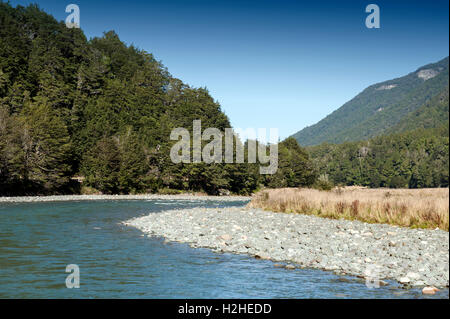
[{"x1": 307, "y1": 125, "x2": 449, "y2": 189}]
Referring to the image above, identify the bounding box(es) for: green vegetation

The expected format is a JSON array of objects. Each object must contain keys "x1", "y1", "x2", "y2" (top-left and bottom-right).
[
  {"x1": 0, "y1": 3, "x2": 315, "y2": 195},
  {"x1": 293, "y1": 58, "x2": 449, "y2": 190},
  {"x1": 292, "y1": 57, "x2": 449, "y2": 146},
  {"x1": 307, "y1": 125, "x2": 449, "y2": 189},
  {"x1": 389, "y1": 86, "x2": 449, "y2": 134},
  {"x1": 262, "y1": 137, "x2": 317, "y2": 188}
]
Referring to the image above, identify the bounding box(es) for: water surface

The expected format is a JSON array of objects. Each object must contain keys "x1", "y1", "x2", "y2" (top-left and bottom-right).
[{"x1": 0, "y1": 200, "x2": 447, "y2": 298}]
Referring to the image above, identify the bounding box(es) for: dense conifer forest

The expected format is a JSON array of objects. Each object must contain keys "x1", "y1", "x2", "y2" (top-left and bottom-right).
[
  {"x1": 308, "y1": 125, "x2": 449, "y2": 189},
  {"x1": 0, "y1": 3, "x2": 315, "y2": 195}
]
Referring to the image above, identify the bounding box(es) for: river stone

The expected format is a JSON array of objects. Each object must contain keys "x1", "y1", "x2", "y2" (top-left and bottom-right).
[
  {"x1": 422, "y1": 287, "x2": 439, "y2": 295},
  {"x1": 406, "y1": 272, "x2": 421, "y2": 280},
  {"x1": 399, "y1": 277, "x2": 410, "y2": 284},
  {"x1": 124, "y1": 206, "x2": 449, "y2": 288},
  {"x1": 285, "y1": 265, "x2": 295, "y2": 270}
]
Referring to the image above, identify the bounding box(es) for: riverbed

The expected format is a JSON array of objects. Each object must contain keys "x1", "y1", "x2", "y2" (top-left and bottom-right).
[
  {"x1": 0, "y1": 198, "x2": 448, "y2": 298},
  {"x1": 125, "y1": 206, "x2": 449, "y2": 289}
]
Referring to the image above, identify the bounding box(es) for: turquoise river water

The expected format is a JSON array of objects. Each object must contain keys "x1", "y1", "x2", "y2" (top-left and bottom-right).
[{"x1": 0, "y1": 199, "x2": 448, "y2": 298}]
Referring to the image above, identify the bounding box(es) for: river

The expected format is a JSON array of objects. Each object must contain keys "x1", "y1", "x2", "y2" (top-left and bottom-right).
[{"x1": 0, "y1": 199, "x2": 447, "y2": 298}]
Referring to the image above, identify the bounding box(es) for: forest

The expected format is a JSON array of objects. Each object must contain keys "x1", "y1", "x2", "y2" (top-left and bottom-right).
[
  {"x1": 0, "y1": 3, "x2": 315, "y2": 196},
  {"x1": 308, "y1": 125, "x2": 449, "y2": 189},
  {"x1": 307, "y1": 84, "x2": 449, "y2": 189}
]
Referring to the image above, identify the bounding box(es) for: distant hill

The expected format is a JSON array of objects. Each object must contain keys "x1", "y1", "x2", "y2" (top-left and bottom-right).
[
  {"x1": 388, "y1": 85, "x2": 449, "y2": 134},
  {"x1": 292, "y1": 57, "x2": 449, "y2": 146}
]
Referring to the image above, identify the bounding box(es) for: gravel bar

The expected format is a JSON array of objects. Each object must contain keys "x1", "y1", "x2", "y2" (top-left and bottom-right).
[
  {"x1": 125, "y1": 206, "x2": 449, "y2": 288},
  {"x1": 0, "y1": 194, "x2": 251, "y2": 203}
]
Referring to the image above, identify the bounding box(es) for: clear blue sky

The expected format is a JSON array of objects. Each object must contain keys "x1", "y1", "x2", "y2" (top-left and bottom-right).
[{"x1": 8, "y1": 0, "x2": 450, "y2": 139}]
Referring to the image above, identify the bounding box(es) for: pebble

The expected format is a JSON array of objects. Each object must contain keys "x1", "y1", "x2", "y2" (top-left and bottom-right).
[
  {"x1": 285, "y1": 265, "x2": 296, "y2": 270},
  {"x1": 124, "y1": 206, "x2": 449, "y2": 288},
  {"x1": 406, "y1": 272, "x2": 421, "y2": 280},
  {"x1": 399, "y1": 277, "x2": 411, "y2": 284},
  {"x1": 422, "y1": 287, "x2": 439, "y2": 295},
  {"x1": 0, "y1": 194, "x2": 251, "y2": 203}
]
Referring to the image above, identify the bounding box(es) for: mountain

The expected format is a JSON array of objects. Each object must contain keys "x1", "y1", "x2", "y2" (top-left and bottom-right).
[
  {"x1": 388, "y1": 85, "x2": 449, "y2": 134},
  {"x1": 292, "y1": 57, "x2": 449, "y2": 146}
]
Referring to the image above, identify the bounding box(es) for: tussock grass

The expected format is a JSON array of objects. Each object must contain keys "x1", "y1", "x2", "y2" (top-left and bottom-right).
[{"x1": 248, "y1": 187, "x2": 449, "y2": 230}]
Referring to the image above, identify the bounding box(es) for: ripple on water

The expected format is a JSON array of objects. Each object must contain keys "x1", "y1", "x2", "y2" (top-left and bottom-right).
[{"x1": 0, "y1": 199, "x2": 448, "y2": 299}]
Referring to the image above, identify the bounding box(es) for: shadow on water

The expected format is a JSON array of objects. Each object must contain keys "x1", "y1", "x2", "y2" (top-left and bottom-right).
[{"x1": 0, "y1": 199, "x2": 448, "y2": 299}]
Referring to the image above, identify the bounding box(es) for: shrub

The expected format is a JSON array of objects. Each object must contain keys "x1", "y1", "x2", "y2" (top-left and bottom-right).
[
  {"x1": 157, "y1": 188, "x2": 183, "y2": 195},
  {"x1": 313, "y1": 174, "x2": 334, "y2": 191}
]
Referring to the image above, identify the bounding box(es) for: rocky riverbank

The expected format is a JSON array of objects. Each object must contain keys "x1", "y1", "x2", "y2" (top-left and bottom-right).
[
  {"x1": 0, "y1": 194, "x2": 251, "y2": 203},
  {"x1": 125, "y1": 206, "x2": 449, "y2": 288}
]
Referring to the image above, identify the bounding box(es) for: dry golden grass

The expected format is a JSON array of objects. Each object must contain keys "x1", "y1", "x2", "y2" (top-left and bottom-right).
[{"x1": 248, "y1": 187, "x2": 449, "y2": 230}]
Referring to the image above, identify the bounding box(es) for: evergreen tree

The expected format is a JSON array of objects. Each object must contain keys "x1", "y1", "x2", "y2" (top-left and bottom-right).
[
  {"x1": 265, "y1": 138, "x2": 317, "y2": 188},
  {"x1": 82, "y1": 136, "x2": 121, "y2": 194},
  {"x1": 18, "y1": 98, "x2": 73, "y2": 191}
]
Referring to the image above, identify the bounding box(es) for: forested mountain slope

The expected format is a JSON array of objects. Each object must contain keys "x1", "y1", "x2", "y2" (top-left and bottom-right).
[
  {"x1": 0, "y1": 3, "x2": 316, "y2": 195},
  {"x1": 307, "y1": 125, "x2": 449, "y2": 189},
  {"x1": 293, "y1": 57, "x2": 449, "y2": 146},
  {"x1": 388, "y1": 86, "x2": 449, "y2": 134}
]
